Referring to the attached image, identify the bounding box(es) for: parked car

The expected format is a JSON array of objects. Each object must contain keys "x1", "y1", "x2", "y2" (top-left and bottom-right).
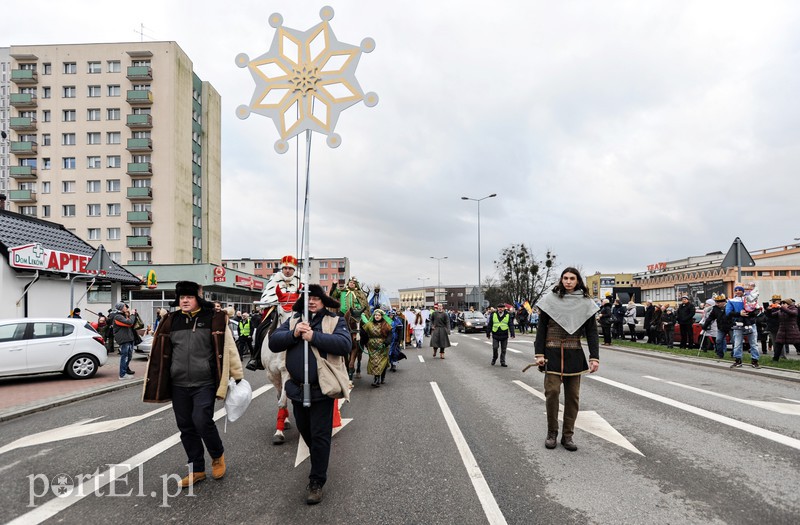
[
  {"x1": 134, "y1": 334, "x2": 153, "y2": 355},
  {"x1": 457, "y1": 311, "x2": 487, "y2": 333},
  {"x1": 598, "y1": 303, "x2": 648, "y2": 340},
  {"x1": 0, "y1": 318, "x2": 108, "y2": 379}
]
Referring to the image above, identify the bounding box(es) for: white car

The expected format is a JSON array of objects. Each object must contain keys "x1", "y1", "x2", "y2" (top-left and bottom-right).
[{"x1": 0, "y1": 318, "x2": 108, "y2": 379}]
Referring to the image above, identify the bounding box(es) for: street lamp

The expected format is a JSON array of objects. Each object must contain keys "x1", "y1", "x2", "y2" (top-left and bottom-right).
[
  {"x1": 430, "y1": 256, "x2": 447, "y2": 304},
  {"x1": 417, "y1": 277, "x2": 429, "y2": 307},
  {"x1": 461, "y1": 193, "x2": 497, "y2": 309}
]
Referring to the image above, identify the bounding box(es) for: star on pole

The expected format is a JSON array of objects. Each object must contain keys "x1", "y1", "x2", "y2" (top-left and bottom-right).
[{"x1": 235, "y1": 6, "x2": 378, "y2": 153}]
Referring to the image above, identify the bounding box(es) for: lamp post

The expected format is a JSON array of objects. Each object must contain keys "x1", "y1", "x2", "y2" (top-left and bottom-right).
[
  {"x1": 430, "y1": 256, "x2": 447, "y2": 304},
  {"x1": 417, "y1": 277, "x2": 429, "y2": 308},
  {"x1": 461, "y1": 193, "x2": 496, "y2": 309}
]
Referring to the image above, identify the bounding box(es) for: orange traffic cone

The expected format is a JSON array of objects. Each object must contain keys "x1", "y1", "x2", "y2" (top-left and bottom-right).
[{"x1": 332, "y1": 400, "x2": 342, "y2": 428}]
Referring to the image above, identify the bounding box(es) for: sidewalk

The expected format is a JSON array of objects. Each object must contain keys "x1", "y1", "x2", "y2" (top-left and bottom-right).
[{"x1": 0, "y1": 353, "x2": 146, "y2": 422}]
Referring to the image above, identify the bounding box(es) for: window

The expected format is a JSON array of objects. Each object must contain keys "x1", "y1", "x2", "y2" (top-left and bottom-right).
[
  {"x1": 87, "y1": 108, "x2": 101, "y2": 121},
  {"x1": 87, "y1": 204, "x2": 101, "y2": 217},
  {"x1": 42, "y1": 86, "x2": 51, "y2": 99},
  {"x1": 42, "y1": 134, "x2": 51, "y2": 146},
  {"x1": 107, "y1": 228, "x2": 121, "y2": 240},
  {"x1": 106, "y1": 179, "x2": 120, "y2": 192},
  {"x1": 132, "y1": 178, "x2": 151, "y2": 188},
  {"x1": 133, "y1": 203, "x2": 151, "y2": 212},
  {"x1": 63, "y1": 62, "x2": 77, "y2": 74},
  {"x1": 87, "y1": 85, "x2": 101, "y2": 97},
  {"x1": 133, "y1": 227, "x2": 151, "y2": 236},
  {"x1": 42, "y1": 158, "x2": 51, "y2": 170},
  {"x1": 62, "y1": 181, "x2": 75, "y2": 193},
  {"x1": 88, "y1": 228, "x2": 101, "y2": 240},
  {"x1": 87, "y1": 61, "x2": 101, "y2": 74},
  {"x1": 792, "y1": 270, "x2": 800, "y2": 277},
  {"x1": 42, "y1": 63, "x2": 52, "y2": 75},
  {"x1": 255, "y1": 263, "x2": 263, "y2": 269},
  {"x1": 320, "y1": 261, "x2": 328, "y2": 269},
  {"x1": 107, "y1": 85, "x2": 120, "y2": 97},
  {"x1": 107, "y1": 155, "x2": 121, "y2": 168},
  {"x1": 774, "y1": 270, "x2": 788, "y2": 277},
  {"x1": 132, "y1": 84, "x2": 151, "y2": 91},
  {"x1": 87, "y1": 180, "x2": 100, "y2": 193},
  {"x1": 106, "y1": 132, "x2": 121, "y2": 144},
  {"x1": 62, "y1": 133, "x2": 76, "y2": 146},
  {"x1": 107, "y1": 61, "x2": 121, "y2": 73},
  {"x1": 62, "y1": 86, "x2": 76, "y2": 98},
  {"x1": 63, "y1": 109, "x2": 76, "y2": 122},
  {"x1": 133, "y1": 252, "x2": 151, "y2": 262},
  {"x1": 62, "y1": 205, "x2": 76, "y2": 217},
  {"x1": 757, "y1": 271, "x2": 771, "y2": 277},
  {"x1": 107, "y1": 108, "x2": 120, "y2": 120},
  {"x1": 87, "y1": 156, "x2": 101, "y2": 169},
  {"x1": 108, "y1": 252, "x2": 121, "y2": 263},
  {"x1": 62, "y1": 157, "x2": 76, "y2": 169},
  {"x1": 107, "y1": 203, "x2": 121, "y2": 216},
  {"x1": 41, "y1": 182, "x2": 51, "y2": 194},
  {"x1": 87, "y1": 132, "x2": 101, "y2": 145},
  {"x1": 19, "y1": 206, "x2": 37, "y2": 217},
  {"x1": 42, "y1": 205, "x2": 50, "y2": 218},
  {"x1": 42, "y1": 110, "x2": 51, "y2": 122},
  {"x1": 320, "y1": 274, "x2": 328, "y2": 281}
]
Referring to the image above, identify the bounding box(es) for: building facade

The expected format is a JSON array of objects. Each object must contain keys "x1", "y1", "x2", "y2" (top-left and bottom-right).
[
  {"x1": 3, "y1": 42, "x2": 221, "y2": 267},
  {"x1": 585, "y1": 272, "x2": 635, "y2": 299},
  {"x1": 398, "y1": 285, "x2": 475, "y2": 310},
  {"x1": 222, "y1": 256, "x2": 350, "y2": 293},
  {"x1": 1, "y1": 47, "x2": 10, "y2": 197}
]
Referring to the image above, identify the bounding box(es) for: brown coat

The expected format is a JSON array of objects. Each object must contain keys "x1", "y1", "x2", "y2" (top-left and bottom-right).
[
  {"x1": 776, "y1": 304, "x2": 800, "y2": 344},
  {"x1": 142, "y1": 309, "x2": 243, "y2": 403}
]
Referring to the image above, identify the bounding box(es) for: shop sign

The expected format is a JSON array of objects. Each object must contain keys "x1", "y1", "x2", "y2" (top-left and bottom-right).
[
  {"x1": 146, "y1": 269, "x2": 158, "y2": 289},
  {"x1": 8, "y1": 243, "x2": 91, "y2": 274},
  {"x1": 234, "y1": 275, "x2": 264, "y2": 291},
  {"x1": 647, "y1": 262, "x2": 667, "y2": 272},
  {"x1": 213, "y1": 265, "x2": 227, "y2": 283}
]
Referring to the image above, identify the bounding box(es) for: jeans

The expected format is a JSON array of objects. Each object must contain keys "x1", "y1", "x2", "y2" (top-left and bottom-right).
[
  {"x1": 732, "y1": 326, "x2": 759, "y2": 361},
  {"x1": 118, "y1": 342, "x2": 133, "y2": 377},
  {"x1": 292, "y1": 396, "x2": 335, "y2": 486},
  {"x1": 715, "y1": 329, "x2": 727, "y2": 357},
  {"x1": 172, "y1": 385, "x2": 224, "y2": 472}
]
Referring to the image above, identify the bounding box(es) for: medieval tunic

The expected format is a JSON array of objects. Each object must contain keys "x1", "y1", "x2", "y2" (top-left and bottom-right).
[
  {"x1": 429, "y1": 311, "x2": 452, "y2": 349},
  {"x1": 535, "y1": 314, "x2": 599, "y2": 375},
  {"x1": 362, "y1": 318, "x2": 392, "y2": 375}
]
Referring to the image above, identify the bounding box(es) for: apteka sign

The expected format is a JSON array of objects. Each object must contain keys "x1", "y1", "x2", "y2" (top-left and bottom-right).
[{"x1": 8, "y1": 243, "x2": 91, "y2": 274}]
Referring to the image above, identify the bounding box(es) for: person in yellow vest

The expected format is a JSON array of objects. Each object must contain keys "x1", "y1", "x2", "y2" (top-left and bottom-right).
[
  {"x1": 237, "y1": 312, "x2": 252, "y2": 359},
  {"x1": 486, "y1": 303, "x2": 515, "y2": 366}
]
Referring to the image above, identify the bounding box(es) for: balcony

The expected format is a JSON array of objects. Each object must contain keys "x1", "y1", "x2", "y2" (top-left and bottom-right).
[
  {"x1": 127, "y1": 162, "x2": 153, "y2": 177},
  {"x1": 10, "y1": 93, "x2": 37, "y2": 108},
  {"x1": 126, "y1": 114, "x2": 152, "y2": 129},
  {"x1": 126, "y1": 138, "x2": 152, "y2": 152},
  {"x1": 10, "y1": 166, "x2": 37, "y2": 179},
  {"x1": 10, "y1": 117, "x2": 37, "y2": 132},
  {"x1": 126, "y1": 260, "x2": 152, "y2": 266},
  {"x1": 126, "y1": 90, "x2": 153, "y2": 106},
  {"x1": 127, "y1": 235, "x2": 152, "y2": 248},
  {"x1": 11, "y1": 69, "x2": 38, "y2": 84},
  {"x1": 126, "y1": 211, "x2": 152, "y2": 224},
  {"x1": 8, "y1": 189, "x2": 36, "y2": 203},
  {"x1": 126, "y1": 187, "x2": 153, "y2": 200},
  {"x1": 10, "y1": 141, "x2": 38, "y2": 156},
  {"x1": 126, "y1": 66, "x2": 153, "y2": 81}
]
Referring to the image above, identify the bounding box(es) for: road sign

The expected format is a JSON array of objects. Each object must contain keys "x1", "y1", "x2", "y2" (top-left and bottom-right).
[{"x1": 720, "y1": 237, "x2": 756, "y2": 269}]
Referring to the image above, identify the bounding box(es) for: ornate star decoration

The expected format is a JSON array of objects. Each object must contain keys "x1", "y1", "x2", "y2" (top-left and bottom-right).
[{"x1": 236, "y1": 6, "x2": 378, "y2": 153}]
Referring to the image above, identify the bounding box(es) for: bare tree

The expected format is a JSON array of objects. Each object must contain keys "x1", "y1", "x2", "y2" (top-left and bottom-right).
[{"x1": 493, "y1": 244, "x2": 557, "y2": 305}]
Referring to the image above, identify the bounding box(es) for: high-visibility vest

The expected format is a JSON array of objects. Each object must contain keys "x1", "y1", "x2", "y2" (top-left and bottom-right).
[
  {"x1": 238, "y1": 319, "x2": 251, "y2": 337},
  {"x1": 492, "y1": 312, "x2": 509, "y2": 332}
]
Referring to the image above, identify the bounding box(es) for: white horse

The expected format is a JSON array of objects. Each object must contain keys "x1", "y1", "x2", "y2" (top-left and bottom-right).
[{"x1": 255, "y1": 306, "x2": 293, "y2": 444}]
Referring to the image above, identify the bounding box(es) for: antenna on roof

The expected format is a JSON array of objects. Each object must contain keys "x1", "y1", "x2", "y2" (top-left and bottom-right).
[{"x1": 134, "y1": 23, "x2": 156, "y2": 42}]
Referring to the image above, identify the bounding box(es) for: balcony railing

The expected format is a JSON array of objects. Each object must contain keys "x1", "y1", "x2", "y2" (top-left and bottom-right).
[
  {"x1": 126, "y1": 90, "x2": 153, "y2": 105},
  {"x1": 10, "y1": 141, "x2": 38, "y2": 156},
  {"x1": 126, "y1": 211, "x2": 153, "y2": 223},
  {"x1": 126, "y1": 138, "x2": 152, "y2": 152},
  {"x1": 126, "y1": 114, "x2": 152, "y2": 128},
  {"x1": 11, "y1": 69, "x2": 38, "y2": 84},
  {"x1": 126, "y1": 260, "x2": 152, "y2": 266},
  {"x1": 126, "y1": 187, "x2": 153, "y2": 200},
  {"x1": 127, "y1": 235, "x2": 152, "y2": 248},
  {"x1": 8, "y1": 189, "x2": 36, "y2": 202},
  {"x1": 127, "y1": 162, "x2": 153, "y2": 176},
  {"x1": 126, "y1": 66, "x2": 153, "y2": 81},
  {"x1": 10, "y1": 116, "x2": 37, "y2": 131},
  {"x1": 10, "y1": 165, "x2": 37, "y2": 178},
  {"x1": 9, "y1": 93, "x2": 37, "y2": 107}
]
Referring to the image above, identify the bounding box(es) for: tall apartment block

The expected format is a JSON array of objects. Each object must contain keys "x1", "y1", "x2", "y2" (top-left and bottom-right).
[{"x1": 2, "y1": 42, "x2": 221, "y2": 266}]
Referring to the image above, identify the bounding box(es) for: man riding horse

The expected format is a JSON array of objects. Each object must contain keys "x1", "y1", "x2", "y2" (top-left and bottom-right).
[{"x1": 330, "y1": 277, "x2": 370, "y2": 380}]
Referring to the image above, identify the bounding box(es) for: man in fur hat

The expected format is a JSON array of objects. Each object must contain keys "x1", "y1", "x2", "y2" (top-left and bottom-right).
[
  {"x1": 268, "y1": 284, "x2": 351, "y2": 505},
  {"x1": 143, "y1": 281, "x2": 243, "y2": 488}
]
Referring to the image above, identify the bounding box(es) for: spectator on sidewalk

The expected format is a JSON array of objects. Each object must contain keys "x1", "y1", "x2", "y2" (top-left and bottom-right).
[
  {"x1": 677, "y1": 296, "x2": 697, "y2": 349},
  {"x1": 770, "y1": 298, "x2": 800, "y2": 361},
  {"x1": 109, "y1": 303, "x2": 136, "y2": 379},
  {"x1": 624, "y1": 300, "x2": 638, "y2": 340},
  {"x1": 726, "y1": 286, "x2": 760, "y2": 368},
  {"x1": 662, "y1": 306, "x2": 676, "y2": 348},
  {"x1": 702, "y1": 294, "x2": 731, "y2": 358},
  {"x1": 598, "y1": 299, "x2": 613, "y2": 346},
  {"x1": 650, "y1": 304, "x2": 664, "y2": 346}
]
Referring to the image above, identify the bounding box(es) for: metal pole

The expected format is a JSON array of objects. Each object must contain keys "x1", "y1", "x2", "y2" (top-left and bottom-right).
[
  {"x1": 477, "y1": 200, "x2": 482, "y2": 310},
  {"x1": 302, "y1": 129, "x2": 312, "y2": 408},
  {"x1": 736, "y1": 237, "x2": 742, "y2": 289}
]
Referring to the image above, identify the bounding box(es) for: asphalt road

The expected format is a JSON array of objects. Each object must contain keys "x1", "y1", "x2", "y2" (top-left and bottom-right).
[{"x1": 1, "y1": 333, "x2": 798, "y2": 524}]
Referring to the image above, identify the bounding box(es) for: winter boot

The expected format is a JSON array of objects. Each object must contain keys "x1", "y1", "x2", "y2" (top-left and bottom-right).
[{"x1": 545, "y1": 431, "x2": 558, "y2": 449}]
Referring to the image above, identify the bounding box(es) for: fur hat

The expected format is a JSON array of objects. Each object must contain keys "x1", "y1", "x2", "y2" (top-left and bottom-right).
[
  {"x1": 782, "y1": 298, "x2": 795, "y2": 305},
  {"x1": 170, "y1": 281, "x2": 208, "y2": 308},
  {"x1": 292, "y1": 284, "x2": 341, "y2": 313}
]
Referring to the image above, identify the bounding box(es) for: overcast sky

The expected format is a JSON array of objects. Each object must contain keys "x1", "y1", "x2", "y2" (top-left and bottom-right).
[{"x1": 5, "y1": 1, "x2": 800, "y2": 298}]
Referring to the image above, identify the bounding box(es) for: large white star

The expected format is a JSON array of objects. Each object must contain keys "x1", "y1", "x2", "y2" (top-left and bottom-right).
[{"x1": 236, "y1": 6, "x2": 378, "y2": 153}]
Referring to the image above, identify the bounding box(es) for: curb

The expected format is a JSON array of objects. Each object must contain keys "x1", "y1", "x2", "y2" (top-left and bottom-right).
[
  {"x1": 0, "y1": 378, "x2": 144, "y2": 423},
  {"x1": 605, "y1": 344, "x2": 800, "y2": 384}
]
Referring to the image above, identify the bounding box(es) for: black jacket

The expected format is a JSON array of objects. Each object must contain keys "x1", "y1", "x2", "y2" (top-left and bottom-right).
[
  {"x1": 702, "y1": 305, "x2": 732, "y2": 333},
  {"x1": 677, "y1": 303, "x2": 696, "y2": 325},
  {"x1": 486, "y1": 311, "x2": 515, "y2": 340}
]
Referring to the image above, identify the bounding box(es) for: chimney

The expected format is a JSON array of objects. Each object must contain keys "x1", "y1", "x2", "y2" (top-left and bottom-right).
[{"x1": 0, "y1": 194, "x2": 6, "y2": 211}]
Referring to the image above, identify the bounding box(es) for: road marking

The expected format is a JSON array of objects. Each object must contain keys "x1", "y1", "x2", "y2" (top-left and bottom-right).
[
  {"x1": 513, "y1": 380, "x2": 643, "y2": 456},
  {"x1": 589, "y1": 376, "x2": 800, "y2": 452},
  {"x1": 645, "y1": 376, "x2": 800, "y2": 416},
  {"x1": 7, "y1": 384, "x2": 273, "y2": 525},
  {"x1": 295, "y1": 399, "x2": 352, "y2": 466},
  {"x1": 781, "y1": 398, "x2": 800, "y2": 404},
  {"x1": 451, "y1": 342, "x2": 459, "y2": 346},
  {"x1": 431, "y1": 382, "x2": 507, "y2": 525},
  {"x1": 507, "y1": 348, "x2": 523, "y2": 354},
  {"x1": 418, "y1": 355, "x2": 425, "y2": 362}
]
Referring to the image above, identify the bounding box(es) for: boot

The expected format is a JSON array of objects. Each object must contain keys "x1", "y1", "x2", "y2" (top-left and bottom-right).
[
  {"x1": 372, "y1": 376, "x2": 380, "y2": 388},
  {"x1": 545, "y1": 431, "x2": 558, "y2": 449},
  {"x1": 440, "y1": 351, "x2": 445, "y2": 359},
  {"x1": 729, "y1": 358, "x2": 742, "y2": 368},
  {"x1": 560, "y1": 435, "x2": 578, "y2": 451},
  {"x1": 211, "y1": 454, "x2": 226, "y2": 479},
  {"x1": 432, "y1": 349, "x2": 437, "y2": 358},
  {"x1": 179, "y1": 471, "x2": 206, "y2": 488}
]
